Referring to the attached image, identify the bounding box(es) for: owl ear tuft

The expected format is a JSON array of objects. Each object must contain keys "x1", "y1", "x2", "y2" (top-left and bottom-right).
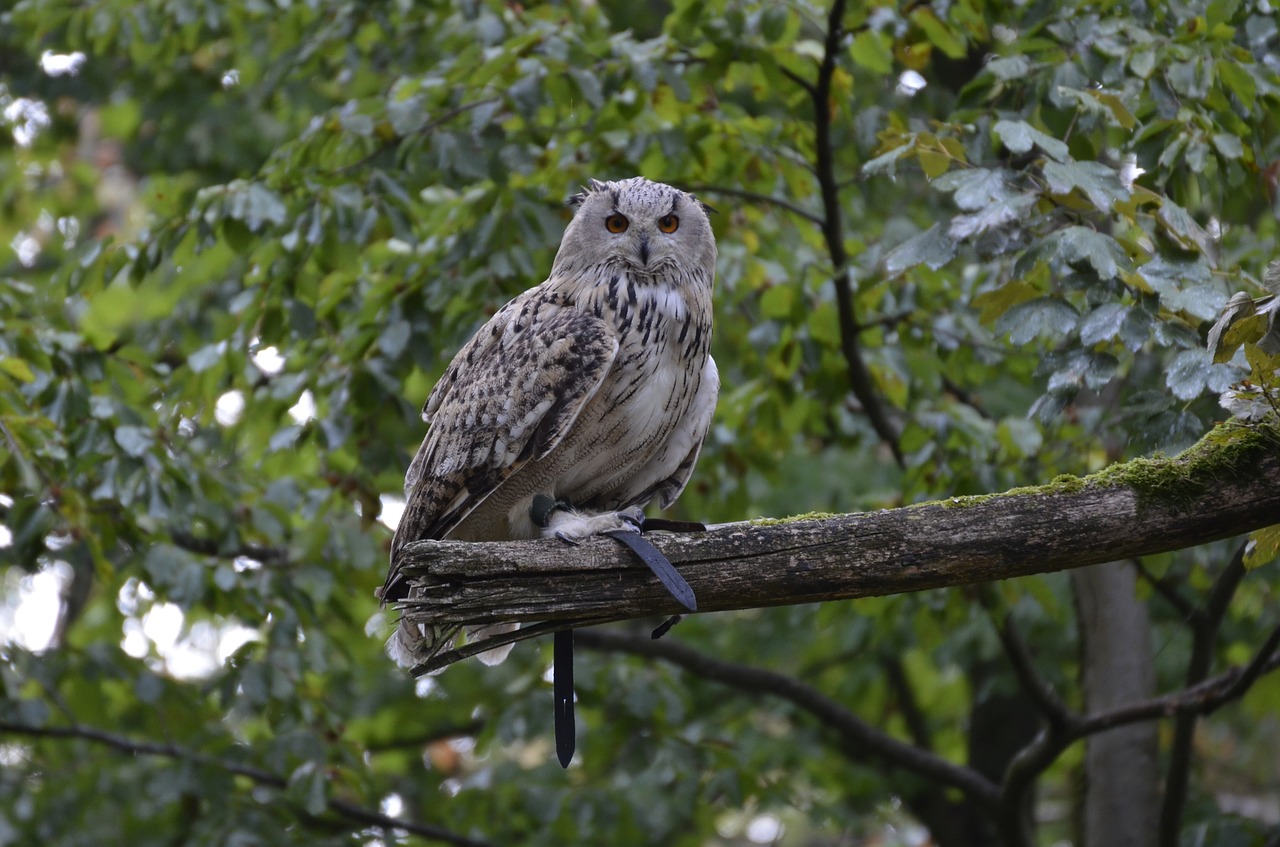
[
  {"x1": 565, "y1": 178, "x2": 609, "y2": 208},
  {"x1": 686, "y1": 192, "x2": 717, "y2": 216}
]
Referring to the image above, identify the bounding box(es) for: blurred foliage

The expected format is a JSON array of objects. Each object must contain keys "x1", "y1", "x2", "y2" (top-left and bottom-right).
[{"x1": 1, "y1": 0, "x2": 1278, "y2": 845}]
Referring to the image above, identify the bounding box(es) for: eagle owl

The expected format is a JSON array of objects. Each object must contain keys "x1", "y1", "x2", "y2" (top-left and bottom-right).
[{"x1": 382, "y1": 177, "x2": 718, "y2": 668}]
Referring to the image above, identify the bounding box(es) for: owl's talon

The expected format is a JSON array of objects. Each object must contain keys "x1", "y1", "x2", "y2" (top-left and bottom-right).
[
  {"x1": 554, "y1": 531, "x2": 582, "y2": 546},
  {"x1": 617, "y1": 509, "x2": 645, "y2": 532}
]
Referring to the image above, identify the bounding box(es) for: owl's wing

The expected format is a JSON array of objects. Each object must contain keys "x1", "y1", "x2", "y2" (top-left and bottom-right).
[{"x1": 382, "y1": 288, "x2": 618, "y2": 601}]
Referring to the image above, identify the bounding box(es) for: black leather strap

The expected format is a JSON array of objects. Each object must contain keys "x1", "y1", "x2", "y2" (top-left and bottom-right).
[
  {"x1": 553, "y1": 629, "x2": 575, "y2": 768},
  {"x1": 604, "y1": 530, "x2": 697, "y2": 611}
]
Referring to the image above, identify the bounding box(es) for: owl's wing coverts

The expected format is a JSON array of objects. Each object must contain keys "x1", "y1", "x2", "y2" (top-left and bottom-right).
[{"x1": 383, "y1": 288, "x2": 618, "y2": 601}]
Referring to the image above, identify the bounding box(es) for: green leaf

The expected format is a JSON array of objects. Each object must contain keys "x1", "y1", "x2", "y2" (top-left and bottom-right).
[
  {"x1": 0, "y1": 356, "x2": 36, "y2": 383},
  {"x1": 863, "y1": 142, "x2": 914, "y2": 177},
  {"x1": 918, "y1": 145, "x2": 953, "y2": 179},
  {"x1": 849, "y1": 31, "x2": 893, "y2": 75},
  {"x1": 1079, "y1": 303, "x2": 1129, "y2": 345},
  {"x1": 1165, "y1": 348, "x2": 1213, "y2": 400},
  {"x1": 1245, "y1": 525, "x2": 1280, "y2": 569},
  {"x1": 1041, "y1": 160, "x2": 1129, "y2": 212},
  {"x1": 1218, "y1": 60, "x2": 1257, "y2": 108},
  {"x1": 996, "y1": 417, "x2": 1043, "y2": 457},
  {"x1": 759, "y1": 284, "x2": 795, "y2": 319},
  {"x1": 1205, "y1": 291, "x2": 1254, "y2": 361},
  {"x1": 287, "y1": 762, "x2": 329, "y2": 817},
  {"x1": 1139, "y1": 255, "x2": 1223, "y2": 320},
  {"x1": 1220, "y1": 312, "x2": 1268, "y2": 356},
  {"x1": 379, "y1": 318, "x2": 412, "y2": 359},
  {"x1": 1257, "y1": 300, "x2": 1280, "y2": 355},
  {"x1": 114, "y1": 425, "x2": 154, "y2": 458},
  {"x1": 188, "y1": 343, "x2": 226, "y2": 373},
  {"x1": 1128, "y1": 50, "x2": 1157, "y2": 79},
  {"x1": 1211, "y1": 132, "x2": 1244, "y2": 160},
  {"x1": 79, "y1": 283, "x2": 139, "y2": 350},
  {"x1": 911, "y1": 8, "x2": 967, "y2": 59},
  {"x1": 934, "y1": 168, "x2": 1013, "y2": 211},
  {"x1": 997, "y1": 297, "x2": 1079, "y2": 344},
  {"x1": 143, "y1": 544, "x2": 205, "y2": 605},
  {"x1": 1207, "y1": 0, "x2": 1242, "y2": 27},
  {"x1": 948, "y1": 191, "x2": 1037, "y2": 240},
  {"x1": 1167, "y1": 58, "x2": 1212, "y2": 99},
  {"x1": 760, "y1": 6, "x2": 788, "y2": 42},
  {"x1": 985, "y1": 56, "x2": 1031, "y2": 81},
  {"x1": 993, "y1": 119, "x2": 1069, "y2": 163},
  {"x1": 1053, "y1": 227, "x2": 1129, "y2": 280},
  {"x1": 971, "y1": 279, "x2": 1040, "y2": 324},
  {"x1": 884, "y1": 225, "x2": 956, "y2": 276}
]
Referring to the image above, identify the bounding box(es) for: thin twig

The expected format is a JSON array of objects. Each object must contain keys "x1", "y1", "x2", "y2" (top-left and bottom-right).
[
  {"x1": 0, "y1": 720, "x2": 494, "y2": 847},
  {"x1": 1133, "y1": 559, "x2": 1200, "y2": 623},
  {"x1": 680, "y1": 183, "x2": 826, "y2": 226},
  {"x1": 169, "y1": 530, "x2": 289, "y2": 565},
  {"x1": 778, "y1": 65, "x2": 817, "y2": 96},
  {"x1": 411, "y1": 616, "x2": 613, "y2": 677}
]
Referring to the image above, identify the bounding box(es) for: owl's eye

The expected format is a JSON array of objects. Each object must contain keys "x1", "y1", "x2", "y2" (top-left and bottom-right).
[
  {"x1": 605, "y1": 214, "x2": 629, "y2": 233},
  {"x1": 658, "y1": 215, "x2": 680, "y2": 233}
]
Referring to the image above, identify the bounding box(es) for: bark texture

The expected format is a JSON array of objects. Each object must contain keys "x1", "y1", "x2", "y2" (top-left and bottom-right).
[
  {"x1": 1073, "y1": 562, "x2": 1159, "y2": 847},
  {"x1": 390, "y1": 422, "x2": 1280, "y2": 674}
]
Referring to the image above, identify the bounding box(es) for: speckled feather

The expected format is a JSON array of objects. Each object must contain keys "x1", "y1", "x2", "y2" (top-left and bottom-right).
[{"x1": 383, "y1": 177, "x2": 718, "y2": 667}]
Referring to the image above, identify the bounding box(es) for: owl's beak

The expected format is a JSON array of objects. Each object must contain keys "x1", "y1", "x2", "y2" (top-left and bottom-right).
[{"x1": 638, "y1": 234, "x2": 650, "y2": 267}]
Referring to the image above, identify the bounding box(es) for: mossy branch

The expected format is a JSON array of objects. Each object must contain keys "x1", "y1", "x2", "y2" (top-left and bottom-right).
[{"x1": 391, "y1": 421, "x2": 1280, "y2": 674}]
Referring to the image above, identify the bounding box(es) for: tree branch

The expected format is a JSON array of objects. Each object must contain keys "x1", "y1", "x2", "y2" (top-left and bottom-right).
[
  {"x1": 1133, "y1": 558, "x2": 1201, "y2": 623},
  {"x1": 980, "y1": 587, "x2": 1075, "y2": 730},
  {"x1": 998, "y1": 616, "x2": 1280, "y2": 845},
  {"x1": 580, "y1": 616, "x2": 1279, "y2": 847},
  {"x1": 881, "y1": 656, "x2": 934, "y2": 751},
  {"x1": 806, "y1": 0, "x2": 904, "y2": 466},
  {"x1": 0, "y1": 720, "x2": 493, "y2": 847},
  {"x1": 680, "y1": 183, "x2": 826, "y2": 226},
  {"x1": 170, "y1": 530, "x2": 289, "y2": 565},
  {"x1": 573, "y1": 629, "x2": 1002, "y2": 809},
  {"x1": 391, "y1": 422, "x2": 1280, "y2": 675}
]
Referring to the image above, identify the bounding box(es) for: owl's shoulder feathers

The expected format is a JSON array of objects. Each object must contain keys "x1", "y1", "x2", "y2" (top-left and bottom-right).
[{"x1": 389, "y1": 282, "x2": 618, "y2": 570}]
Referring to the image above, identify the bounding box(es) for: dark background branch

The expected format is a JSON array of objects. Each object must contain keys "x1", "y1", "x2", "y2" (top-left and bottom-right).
[
  {"x1": 578, "y1": 618, "x2": 1280, "y2": 847},
  {"x1": 574, "y1": 628, "x2": 1002, "y2": 809},
  {"x1": 800, "y1": 0, "x2": 905, "y2": 466},
  {"x1": 996, "y1": 622, "x2": 1280, "y2": 845}
]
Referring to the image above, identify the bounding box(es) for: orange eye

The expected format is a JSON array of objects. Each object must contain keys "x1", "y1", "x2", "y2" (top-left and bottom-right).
[
  {"x1": 605, "y1": 214, "x2": 629, "y2": 233},
  {"x1": 658, "y1": 214, "x2": 679, "y2": 233}
]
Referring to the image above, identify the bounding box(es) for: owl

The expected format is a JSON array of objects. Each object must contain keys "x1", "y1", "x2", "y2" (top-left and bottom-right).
[{"x1": 382, "y1": 177, "x2": 719, "y2": 668}]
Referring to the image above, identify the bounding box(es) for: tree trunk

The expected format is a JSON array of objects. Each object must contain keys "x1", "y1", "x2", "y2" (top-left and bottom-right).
[{"x1": 1073, "y1": 562, "x2": 1159, "y2": 847}]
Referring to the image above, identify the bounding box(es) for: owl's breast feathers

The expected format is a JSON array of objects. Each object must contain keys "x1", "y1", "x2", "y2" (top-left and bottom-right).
[{"x1": 383, "y1": 268, "x2": 716, "y2": 603}]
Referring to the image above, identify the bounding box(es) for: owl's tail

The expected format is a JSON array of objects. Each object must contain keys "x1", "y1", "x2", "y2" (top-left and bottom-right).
[{"x1": 386, "y1": 620, "x2": 519, "y2": 669}]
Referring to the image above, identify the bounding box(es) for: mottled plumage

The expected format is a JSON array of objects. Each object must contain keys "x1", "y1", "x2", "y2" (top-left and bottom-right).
[{"x1": 383, "y1": 177, "x2": 718, "y2": 667}]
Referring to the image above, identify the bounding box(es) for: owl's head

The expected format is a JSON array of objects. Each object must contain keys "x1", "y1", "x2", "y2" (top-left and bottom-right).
[{"x1": 553, "y1": 177, "x2": 717, "y2": 284}]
